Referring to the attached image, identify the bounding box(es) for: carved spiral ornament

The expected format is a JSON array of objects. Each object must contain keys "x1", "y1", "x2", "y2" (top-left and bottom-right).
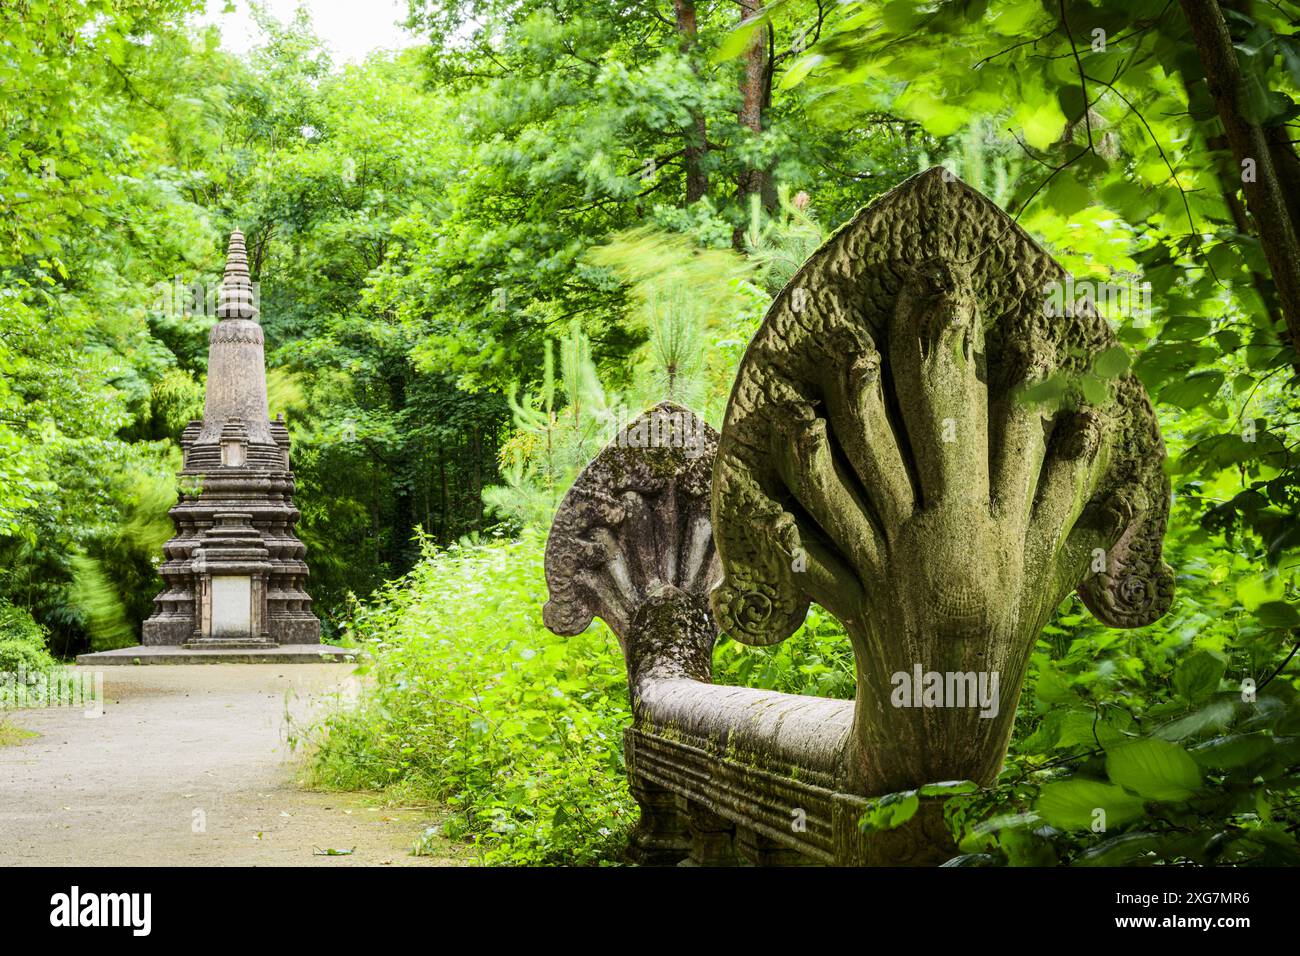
[
  {"x1": 717, "y1": 582, "x2": 775, "y2": 639},
  {"x1": 1119, "y1": 574, "x2": 1153, "y2": 611}
]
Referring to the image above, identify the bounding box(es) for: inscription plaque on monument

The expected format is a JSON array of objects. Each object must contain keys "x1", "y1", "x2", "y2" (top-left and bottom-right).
[{"x1": 210, "y1": 576, "x2": 252, "y2": 637}]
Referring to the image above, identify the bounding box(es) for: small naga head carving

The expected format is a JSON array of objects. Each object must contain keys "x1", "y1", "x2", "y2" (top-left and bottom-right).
[
  {"x1": 711, "y1": 169, "x2": 1174, "y2": 658},
  {"x1": 542, "y1": 402, "x2": 722, "y2": 681}
]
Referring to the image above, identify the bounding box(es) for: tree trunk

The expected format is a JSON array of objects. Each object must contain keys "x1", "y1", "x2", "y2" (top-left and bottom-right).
[
  {"x1": 1180, "y1": 0, "x2": 1300, "y2": 351},
  {"x1": 736, "y1": 2, "x2": 768, "y2": 204},
  {"x1": 1208, "y1": 134, "x2": 1286, "y2": 330},
  {"x1": 1264, "y1": 124, "x2": 1300, "y2": 237},
  {"x1": 439, "y1": 449, "x2": 450, "y2": 544},
  {"x1": 387, "y1": 366, "x2": 415, "y2": 572},
  {"x1": 672, "y1": 0, "x2": 709, "y2": 204},
  {"x1": 471, "y1": 424, "x2": 483, "y2": 529}
]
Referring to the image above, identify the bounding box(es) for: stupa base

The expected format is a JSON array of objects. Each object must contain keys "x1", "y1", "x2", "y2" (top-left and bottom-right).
[{"x1": 74, "y1": 644, "x2": 362, "y2": 665}]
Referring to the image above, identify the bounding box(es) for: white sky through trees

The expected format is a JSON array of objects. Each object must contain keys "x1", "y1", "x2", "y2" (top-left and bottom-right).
[{"x1": 199, "y1": 0, "x2": 420, "y2": 63}]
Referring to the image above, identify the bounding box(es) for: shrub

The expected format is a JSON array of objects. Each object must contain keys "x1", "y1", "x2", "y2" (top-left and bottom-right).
[
  {"x1": 309, "y1": 532, "x2": 635, "y2": 865},
  {"x1": 0, "y1": 600, "x2": 56, "y2": 673},
  {"x1": 714, "y1": 604, "x2": 856, "y2": 700}
]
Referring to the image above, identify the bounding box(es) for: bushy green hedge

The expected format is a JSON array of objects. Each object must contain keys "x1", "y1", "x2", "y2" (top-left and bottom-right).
[
  {"x1": 310, "y1": 533, "x2": 636, "y2": 865},
  {"x1": 0, "y1": 600, "x2": 56, "y2": 674}
]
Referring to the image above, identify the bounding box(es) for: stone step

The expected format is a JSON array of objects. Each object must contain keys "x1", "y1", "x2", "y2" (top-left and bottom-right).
[
  {"x1": 181, "y1": 639, "x2": 278, "y2": 650},
  {"x1": 75, "y1": 644, "x2": 364, "y2": 665}
]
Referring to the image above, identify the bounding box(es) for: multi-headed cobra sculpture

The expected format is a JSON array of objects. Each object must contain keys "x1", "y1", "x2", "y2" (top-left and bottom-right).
[{"x1": 544, "y1": 169, "x2": 1174, "y2": 865}]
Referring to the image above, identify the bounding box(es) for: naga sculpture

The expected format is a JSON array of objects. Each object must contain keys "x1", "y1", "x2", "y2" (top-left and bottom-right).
[
  {"x1": 543, "y1": 401, "x2": 721, "y2": 863},
  {"x1": 543, "y1": 169, "x2": 1174, "y2": 865}
]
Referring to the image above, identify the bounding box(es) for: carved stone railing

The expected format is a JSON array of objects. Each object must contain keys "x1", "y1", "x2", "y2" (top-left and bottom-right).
[{"x1": 543, "y1": 169, "x2": 1174, "y2": 865}]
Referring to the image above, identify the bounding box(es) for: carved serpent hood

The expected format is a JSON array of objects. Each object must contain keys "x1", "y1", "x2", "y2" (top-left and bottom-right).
[
  {"x1": 542, "y1": 401, "x2": 721, "y2": 659},
  {"x1": 710, "y1": 168, "x2": 1174, "y2": 653}
]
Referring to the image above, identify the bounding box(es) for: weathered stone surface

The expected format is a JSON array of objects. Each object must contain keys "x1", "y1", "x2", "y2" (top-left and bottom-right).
[
  {"x1": 143, "y1": 231, "x2": 319, "y2": 646},
  {"x1": 543, "y1": 400, "x2": 720, "y2": 685},
  {"x1": 199, "y1": 230, "x2": 272, "y2": 447},
  {"x1": 544, "y1": 403, "x2": 722, "y2": 863},
  {"x1": 75, "y1": 644, "x2": 361, "y2": 665},
  {"x1": 711, "y1": 168, "x2": 1173, "y2": 794}
]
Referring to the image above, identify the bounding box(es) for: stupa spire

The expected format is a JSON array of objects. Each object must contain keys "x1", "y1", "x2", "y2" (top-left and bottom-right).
[
  {"x1": 217, "y1": 229, "x2": 259, "y2": 320},
  {"x1": 199, "y1": 229, "x2": 271, "y2": 446}
]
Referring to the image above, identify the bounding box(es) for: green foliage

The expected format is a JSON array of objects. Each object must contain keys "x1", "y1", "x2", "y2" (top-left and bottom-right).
[
  {"x1": 384, "y1": 0, "x2": 925, "y2": 393},
  {"x1": 309, "y1": 533, "x2": 634, "y2": 865},
  {"x1": 0, "y1": 0, "x2": 205, "y2": 263},
  {"x1": 918, "y1": 121, "x2": 1024, "y2": 210},
  {"x1": 741, "y1": 186, "x2": 825, "y2": 293},
  {"x1": 714, "y1": 604, "x2": 856, "y2": 700},
  {"x1": 68, "y1": 463, "x2": 179, "y2": 651},
  {"x1": 3, "y1": 0, "x2": 1298, "y2": 869},
  {"x1": 861, "y1": 790, "x2": 921, "y2": 833},
  {"x1": 938, "y1": 672, "x2": 1300, "y2": 866},
  {"x1": 67, "y1": 555, "x2": 136, "y2": 653},
  {"x1": 484, "y1": 328, "x2": 625, "y2": 529},
  {"x1": 0, "y1": 0, "x2": 924, "y2": 654},
  {"x1": 0, "y1": 0, "x2": 234, "y2": 652},
  {"x1": 925, "y1": 528, "x2": 1300, "y2": 866},
  {"x1": 0, "y1": 8, "x2": 509, "y2": 648},
  {"x1": 309, "y1": 530, "x2": 865, "y2": 865},
  {"x1": 0, "y1": 601, "x2": 56, "y2": 673},
  {"x1": 586, "y1": 227, "x2": 767, "y2": 422}
]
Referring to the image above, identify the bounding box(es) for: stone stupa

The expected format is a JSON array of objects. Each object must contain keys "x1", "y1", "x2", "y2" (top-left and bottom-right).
[{"x1": 141, "y1": 231, "x2": 321, "y2": 649}]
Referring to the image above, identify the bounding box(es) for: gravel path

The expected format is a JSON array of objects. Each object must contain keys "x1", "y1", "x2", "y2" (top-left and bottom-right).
[{"x1": 0, "y1": 664, "x2": 465, "y2": 866}]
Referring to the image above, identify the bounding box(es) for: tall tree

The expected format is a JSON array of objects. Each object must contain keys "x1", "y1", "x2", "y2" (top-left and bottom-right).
[{"x1": 673, "y1": 0, "x2": 710, "y2": 202}]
